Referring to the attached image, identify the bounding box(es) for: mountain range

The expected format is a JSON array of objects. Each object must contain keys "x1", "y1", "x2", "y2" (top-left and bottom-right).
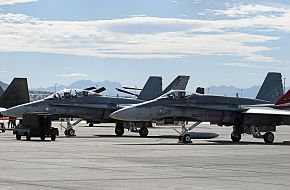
[
  {"x1": 0, "y1": 79, "x2": 289, "y2": 99},
  {"x1": 30, "y1": 80, "x2": 124, "y2": 96}
]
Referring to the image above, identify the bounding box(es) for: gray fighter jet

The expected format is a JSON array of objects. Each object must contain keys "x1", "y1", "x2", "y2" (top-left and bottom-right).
[
  {"x1": 110, "y1": 72, "x2": 290, "y2": 144},
  {"x1": 1, "y1": 76, "x2": 190, "y2": 137}
]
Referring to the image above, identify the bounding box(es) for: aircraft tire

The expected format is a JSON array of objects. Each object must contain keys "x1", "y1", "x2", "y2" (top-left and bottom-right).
[
  {"x1": 16, "y1": 134, "x2": 21, "y2": 140},
  {"x1": 26, "y1": 135, "x2": 31, "y2": 141},
  {"x1": 89, "y1": 123, "x2": 94, "y2": 127},
  {"x1": 183, "y1": 134, "x2": 191, "y2": 143},
  {"x1": 64, "y1": 130, "x2": 68, "y2": 136},
  {"x1": 1, "y1": 127, "x2": 5, "y2": 133},
  {"x1": 264, "y1": 132, "x2": 274, "y2": 144},
  {"x1": 51, "y1": 135, "x2": 56, "y2": 141},
  {"x1": 40, "y1": 136, "x2": 45, "y2": 141},
  {"x1": 231, "y1": 132, "x2": 241, "y2": 142},
  {"x1": 139, "y1": 127, "x2": 149, "y2": 137},
  {"x1": 115, "y1": 124, "x2": 124, "y2": 136},
  {"x1": 68, "y1": 129, "x2": 75, "y2": 136}
]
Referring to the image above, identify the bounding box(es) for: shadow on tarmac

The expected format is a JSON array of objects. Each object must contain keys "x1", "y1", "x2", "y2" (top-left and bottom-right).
[
  {"x1": 57, "y1": 134, "x2": 180, "y2": 139},
  {"x1": 56, "y1": 134, "x2": 290, "y2": 146},
  {"x1": 118, "y1": 140, "x2": 290, "y2": 146}
]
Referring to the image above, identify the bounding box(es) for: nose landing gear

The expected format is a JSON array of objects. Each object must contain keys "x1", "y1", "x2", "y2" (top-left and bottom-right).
[
  {"x1": 176, "y1": 121, "x2": 202, "y2": 144},
  {"x1": 60, "y1": 118, "x2": 83, "y2": 137}
]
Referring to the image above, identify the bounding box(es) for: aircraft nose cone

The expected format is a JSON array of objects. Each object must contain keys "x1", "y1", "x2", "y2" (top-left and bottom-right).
[
  {"x1": 0, "y1": 107, "x2": 22, "y2": 118},
  {"x1": 1, "y1": 109, "x2": 11, "y2": 117},
  {"x1": 109, "y1": 112, "x2": 118, "y2": 120},
  {"x1": 109, "y1": 107, "x2": 137, "y2": 121},
  {"x1": 109, "y1": 109, "x2": 129, "y2": 121},
  {"x1": 0, "y1": 109, "x2": 7, "y2": 116}
]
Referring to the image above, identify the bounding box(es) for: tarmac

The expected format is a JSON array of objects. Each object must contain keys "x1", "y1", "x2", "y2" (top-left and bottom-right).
[{"x1": 0, "y1": 122, "x2": 290, "y2": 190}]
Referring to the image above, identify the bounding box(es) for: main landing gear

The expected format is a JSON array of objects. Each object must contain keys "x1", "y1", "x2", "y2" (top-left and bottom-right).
[
  {"x1": 263, "y1": 131, "x2": 275, "y2": 144},
  {"x1": 231, "y1": 125, "x2": 243, "y2": 142},
  {"x1": 114, "y1": 122, "x2": 151, "y2": 137},
  {"x1": 230, "y1": 126, "x2": 275, "y2": 144},
  {"x1": 115, "y1": 122, "x2": 124, "y2": 136},
  {"x1": 176, "y1": 121, "x2": 202, "y2": 144},
  {"x1": 138, "y1": 127, "x2": 149, "y2": 137},
  {"x1": 231, "y1": 132, "x2": 241, "y2": 142},
  {"x1": 60, "y1": 118, "x2": 83, "y2": 137},
  {"x1": 250, "y1": 126, "x2": 275, "y2": 144},
  {"x1": 1, "y1": 123, "x2": 5, "y2": 133}
]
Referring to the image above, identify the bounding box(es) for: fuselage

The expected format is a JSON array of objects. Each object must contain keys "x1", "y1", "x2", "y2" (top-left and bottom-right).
[
  {"x1": 2, "y1": 92, "x2": 143, "y2": 123},
  {"x1": 110, "y1": 91, "x2": 276, "y2": 126}
]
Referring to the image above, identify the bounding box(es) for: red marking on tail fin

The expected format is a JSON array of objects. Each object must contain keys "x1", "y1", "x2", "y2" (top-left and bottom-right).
[{"x1": 276, "y1": 90, "x2": 290, "y2": 105}]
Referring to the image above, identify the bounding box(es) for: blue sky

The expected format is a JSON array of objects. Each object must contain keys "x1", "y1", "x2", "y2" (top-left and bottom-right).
[{"x1": 0, "y1": 0, "x2": 289, "y2": 90}]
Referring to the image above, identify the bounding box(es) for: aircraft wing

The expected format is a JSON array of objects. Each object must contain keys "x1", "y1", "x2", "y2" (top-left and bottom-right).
[
  {"x1": 242, "y1": 107, "x2": 290, "y2": 116},
  {"x1": 50, "y1": 103, "x2": 120, "y2": 110}
]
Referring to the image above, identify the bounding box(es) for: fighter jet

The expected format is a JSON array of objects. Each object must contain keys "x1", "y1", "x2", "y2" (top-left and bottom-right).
[
  {"x1": 1, "y1": 76, "x2": 190, "y2": 137},
  {"x1": 110, "y1": 72, "x2": 289, "y2": 144}
]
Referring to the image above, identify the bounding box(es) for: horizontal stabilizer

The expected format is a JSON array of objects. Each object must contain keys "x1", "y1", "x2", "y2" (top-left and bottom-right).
[
  {"x1": 116, "y1": 88, "x2": 138, "y2": 96},
  {"x1": 123, "y1": 86, "x2": 142, "y2": 90},
  {"x1": 93, "y1": 87, "x2": 106, "y2": 94},
  {"x1": 84, "y1": 87, "x2": 97, "y2": 91}
]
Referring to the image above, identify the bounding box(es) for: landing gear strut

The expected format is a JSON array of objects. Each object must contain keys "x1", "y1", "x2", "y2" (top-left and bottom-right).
[
  {"x1": 175, "y1": 121, "x2": 202, "y2": 143},
  {"x1": 250, "y1": 126, "x2": 275, "y2": 144},
  {"x1": 60, "y1": 118, "x2": 83, "y2": 137},
  {"x1": 1, "y1": 123, "x2": 5, "y2": 133}
]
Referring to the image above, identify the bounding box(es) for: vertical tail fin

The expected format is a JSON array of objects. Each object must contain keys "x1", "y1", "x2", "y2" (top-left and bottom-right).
[
  {"x1": 0, "y1": 85, "x2": 4, "y2": 97},
  {"x1": 275, "y1": 89, "x2": 290, "y2": 106},
  {"x1": 255, "y1": 72, "x2": 283, "y2": 103},
  {"x1": 162, "y1": 75, "x2": 190, "y2": 95},
  {"x1": 138, "y1": 76, "x2": 162, "y2": 100},
  {"x1": 0, "y1": 78, "x2": 30, "y2": 108}
]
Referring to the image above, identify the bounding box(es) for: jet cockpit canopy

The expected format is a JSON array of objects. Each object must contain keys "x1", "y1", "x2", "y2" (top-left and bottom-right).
[
  {"x1": 158, "y1": 90, "x2": 189, "y2": 100},
  {"x1": 45, "y1": 89, "x2": 100, "y2": 100}
]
